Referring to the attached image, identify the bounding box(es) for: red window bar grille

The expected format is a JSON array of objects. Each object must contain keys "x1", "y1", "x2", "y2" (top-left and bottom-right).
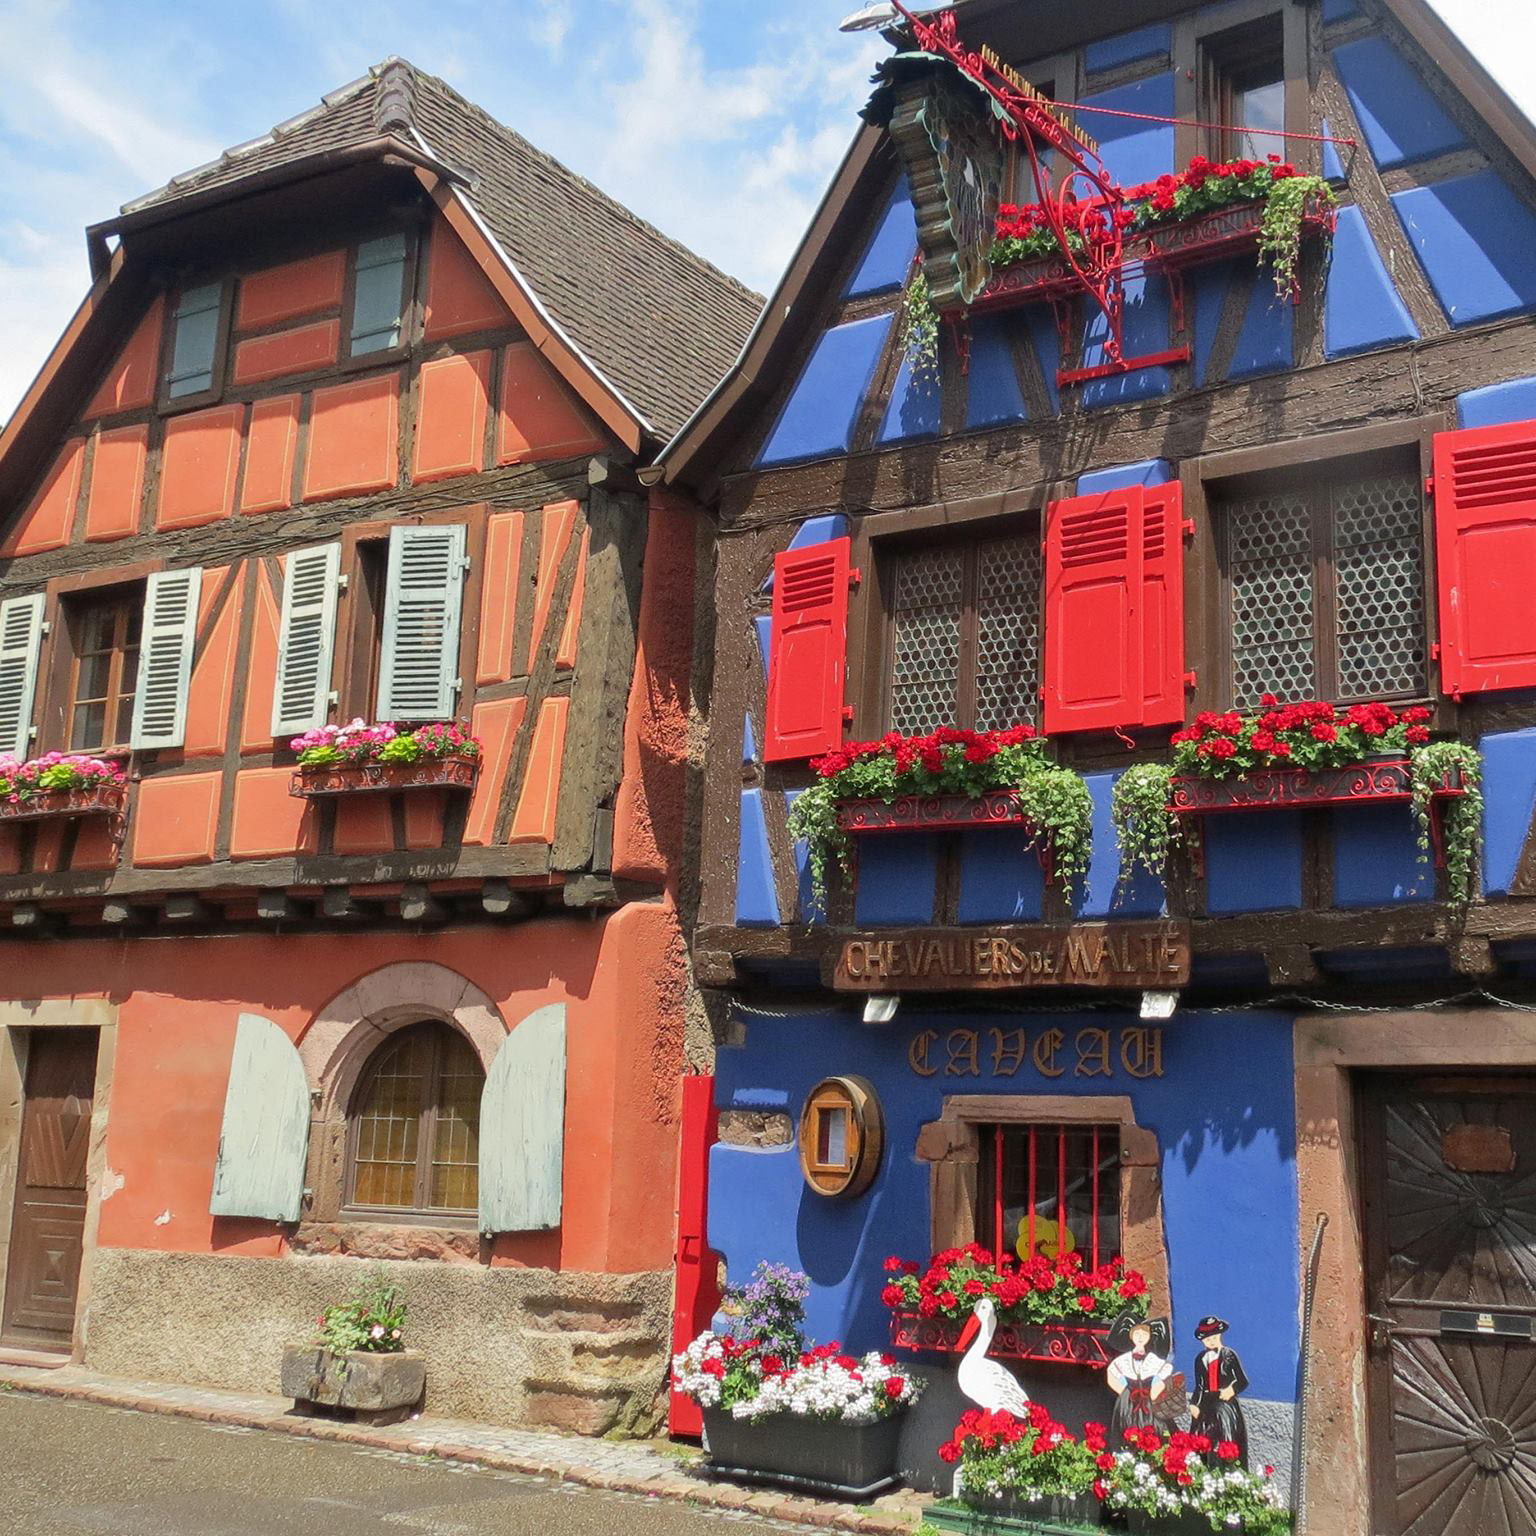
[{"x1": 978, "y1": 1123, "x2": 1121, "y2": 1272}]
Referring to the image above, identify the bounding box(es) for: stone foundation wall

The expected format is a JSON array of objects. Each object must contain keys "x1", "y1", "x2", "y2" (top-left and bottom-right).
[{"x1": 83, "y1": 1248, "x2": 673, "y2": 1435}]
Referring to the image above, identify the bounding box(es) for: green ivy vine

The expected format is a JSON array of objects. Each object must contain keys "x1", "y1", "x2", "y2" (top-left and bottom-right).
[
  {"x1": 1409, "y1": 741, "x2": 1484, "y2": 911},
  {"x1": 1110, "y1": 763, "x2": 1179, "y2": 888},
  {"x1": 901, "y1": 268, "x2": 941, "y2": 386}
]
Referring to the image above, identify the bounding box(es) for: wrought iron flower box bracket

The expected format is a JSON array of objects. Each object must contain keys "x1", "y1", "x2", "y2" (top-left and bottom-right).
[
  {"x1": 889, "y1": 1310, "x2": 1112, "y2": 1369},
  {"x1": 0, "y1": 784, "x2": 127, "y2": 823},
  {"x1": 290, "y1": 758, "x2": 480, "y2": 799}
]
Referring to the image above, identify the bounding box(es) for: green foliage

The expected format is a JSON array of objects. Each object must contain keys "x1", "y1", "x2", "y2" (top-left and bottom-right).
[
  {"x1": 902, "y1": 269, "x2": 941, "y2": 387},
  {"x1": 1410, "y1": 740, "x2": 1484, "y2": 912},
  {"x1": 316, "y1": 1265, "x2": 407, "y2": 1358},
  {"x1": 1110, "y1": 763, "x2": 1178, "y2": 888},
  {"x1": 1256, "y1": 173, "x2": 1335, "y2": 297}
]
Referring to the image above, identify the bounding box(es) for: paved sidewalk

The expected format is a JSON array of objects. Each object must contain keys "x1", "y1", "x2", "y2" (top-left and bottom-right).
[{"x1": 0, "y1": 1362, "x2": 925, "y2": 1533}]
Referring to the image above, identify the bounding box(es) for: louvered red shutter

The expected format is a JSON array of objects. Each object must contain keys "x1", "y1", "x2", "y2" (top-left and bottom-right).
[
  {"x1": 1433, "y1": 421, "x2": 1536, "y2": 696},
  {"x1": 1139, "y1": 483, "x2": 1186, "y2": 726},
  {"x1": 763, "y1": 537, "x2": 853, "y2": 762},
  {"x1": 1042, "y1": 485, "x2": 1185, "y2": 734}
]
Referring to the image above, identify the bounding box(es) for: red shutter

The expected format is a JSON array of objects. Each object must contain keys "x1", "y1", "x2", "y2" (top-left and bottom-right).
[
  {"x1": 1433, "y1": 421, "x2": 1536, "y2": 696},
  {"x1": 763, "y1": 536, "x2": 852, "y2": 761},
  {"x1": 1139, "y1": 482, "x2": 1186, "y2": 726},
  {"x1": 1042, "y1": 484, "x2": 1185, "y2": 734}
]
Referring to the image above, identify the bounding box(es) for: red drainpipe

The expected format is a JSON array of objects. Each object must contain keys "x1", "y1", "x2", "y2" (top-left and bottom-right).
[{"x1": 669, "y1": 1074, "x2": 722, "y2": 1438}]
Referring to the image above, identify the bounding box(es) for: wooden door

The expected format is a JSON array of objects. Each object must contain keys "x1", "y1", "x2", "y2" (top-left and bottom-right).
[
  {"x1": 1360, "y1": 1076, "x2": 1536, "y2": 1535},
  {"x1": 1, "y1": 1030, "x2": 97, "y2": 1349}
]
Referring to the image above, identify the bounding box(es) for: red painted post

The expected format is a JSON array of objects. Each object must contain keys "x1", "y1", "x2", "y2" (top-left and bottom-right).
[{"x1": 669, "y1": 1074, "x2": 721, "y2": 1439}]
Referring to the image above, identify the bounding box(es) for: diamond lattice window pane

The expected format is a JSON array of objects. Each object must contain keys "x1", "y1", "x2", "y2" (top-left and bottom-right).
[
  {"x1": 1333, "y1": 472, "x2": 1427, "y2": 699},
  {"x1": 1227, "y1": 491, "x2": 1316, "y2": 707},
  {"x1": 975, "y1": 535, "x2": 1041, "y2": 729},
  {"x1": 890, "y1": 546, "x2": 964, "y2": 733}
]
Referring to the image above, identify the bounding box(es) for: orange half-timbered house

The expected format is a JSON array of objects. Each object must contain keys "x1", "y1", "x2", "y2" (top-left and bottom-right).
[{"x1": 0, "y1": 59, "x2": 758, "y2": 1433}]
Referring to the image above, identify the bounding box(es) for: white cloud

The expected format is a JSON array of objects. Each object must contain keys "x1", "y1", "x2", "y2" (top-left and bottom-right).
[{"x1": 1425, "y1": 0, "x2": 1536, "y2": 127}]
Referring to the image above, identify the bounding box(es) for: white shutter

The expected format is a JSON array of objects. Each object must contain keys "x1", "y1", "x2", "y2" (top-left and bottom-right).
[
  {"x1": 376, "y1": 524, "x2": 467, "y2": 721},
  {"x1": 0, "y1": 594, "x2": 46, "y2": 759},
  {"x1": 130, "y1": 566, "x2": 202, "y2": 749},
  {"x1": 271, "y1": 543, "x2": 341, "y2": 736},
  {"x1": 210, "y1": 1013, "x2": 310, "y2": 1223},
  {"x1": 478, "y1": 1004, "x2": 566, "y2": 1234}
]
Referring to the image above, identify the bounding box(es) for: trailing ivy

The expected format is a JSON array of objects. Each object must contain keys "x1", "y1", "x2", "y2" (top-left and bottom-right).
[
  {"x1": 1110, "y1": 763, "x2": 1179, "y2": 888},
  {"x1": 901, "y1": 268, "x2": 941, "y2": 387},
  {"x1": 1256, "y1": 172, "x2": 1335, "y2": 298},
  {"x1": 1410, "y1": 741, "x2": 1484, "y2": 912}
]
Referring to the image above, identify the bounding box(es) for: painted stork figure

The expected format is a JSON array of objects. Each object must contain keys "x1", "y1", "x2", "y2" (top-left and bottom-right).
[{"x1": 955, "y1": 1296, "x2": 1031, "y2": 1416}]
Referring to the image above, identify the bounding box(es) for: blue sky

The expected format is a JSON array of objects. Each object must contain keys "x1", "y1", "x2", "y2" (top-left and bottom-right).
[{"x1": 0, "y1": 0, "x2": 1531, "y2": 420}]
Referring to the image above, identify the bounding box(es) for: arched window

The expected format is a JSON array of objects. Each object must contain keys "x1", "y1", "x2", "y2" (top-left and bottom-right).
[{"x1": 346, "y1": 1022, "x2": 483, "y2": 1215}]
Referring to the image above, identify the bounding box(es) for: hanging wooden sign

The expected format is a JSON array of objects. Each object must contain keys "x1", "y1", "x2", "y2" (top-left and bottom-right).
[{"x1": 827, "y1": 921, "x2": 1191, "y2": 992}]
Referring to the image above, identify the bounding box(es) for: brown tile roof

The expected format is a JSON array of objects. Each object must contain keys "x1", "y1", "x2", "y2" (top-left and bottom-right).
[{"x1": 122, "y1": 60, "x2": 763, "y2": 441}]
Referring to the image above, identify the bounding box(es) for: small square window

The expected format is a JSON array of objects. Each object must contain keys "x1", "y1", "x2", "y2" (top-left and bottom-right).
[
  {"x1": 1200, "y1": 17, "x2": 1287, "y2": 163},
  {"x1": 977, "y1": 1122, "x2": 1122, "y2": 1267}
]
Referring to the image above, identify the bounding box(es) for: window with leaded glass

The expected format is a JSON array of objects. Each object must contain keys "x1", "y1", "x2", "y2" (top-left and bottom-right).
[
  {"x1": 1218, "y1": 464, "x2": 1428, "y2": 708},
  {"x1": 346, "y1": 1022, "x2": 483, "y2": 1216},
  {"x1": 885, "y1": 531, "x2": 1041, "y2": 734}
]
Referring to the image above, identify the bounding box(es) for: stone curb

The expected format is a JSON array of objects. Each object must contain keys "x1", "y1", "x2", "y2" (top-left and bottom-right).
[{"x1": 0, "y1": 1369, "x2": 914, "y2": 1535}]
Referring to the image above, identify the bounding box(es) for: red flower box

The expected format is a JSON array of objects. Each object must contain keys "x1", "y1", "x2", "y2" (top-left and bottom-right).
[
  {"x1": 290, "y1": 758, "x2": 479, "y2": 799},
  {"x1": 890, "y1": 1310, "x2": 1112, "y2": 1369},
  {"x1": 835, "y1": 789, "x2": 1036, "y2": 834},
  {"x1": 1168, "y1": 758, "x2": 1464, "y2": 814},
  {"x1": 0, "y1": 783, "x2": 126, "y2": 823}
]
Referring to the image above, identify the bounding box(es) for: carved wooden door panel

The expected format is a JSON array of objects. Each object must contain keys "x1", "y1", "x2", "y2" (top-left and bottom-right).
[
  {"x1": 2, "y1": 1030, "x2": 97, "y2": 1349},
  {"x1": 1361, "y1": 1078, "x2": 1536, "y2": 1535}
]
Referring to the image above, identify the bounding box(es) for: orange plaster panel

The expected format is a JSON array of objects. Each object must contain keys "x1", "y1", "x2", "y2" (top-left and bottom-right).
[
  {"x1": 240, "y1": 567, "x2": 282, "y2": 752},
  {"x1": 232, "y1": 319, "x2": 339, "y2": 385},
  {"x1": 31, "y1": 821, "x2": 67, "y2": 874},
  {"x1": 229, "y1": 766, "x2": 317, "y2": 859},
  {"x1": 70, "y1": 814, "x2": 124, "y2": 871},
  {"x1": 85, "y1": 297, "x2": 164, "y2": 418},
  {"x1": 510, "y1": 695, "x2": 569, "y2": 844},
  {"x1": 498, "y1": 342, "x2": 605, "y2": 465},
  {"x1": 555, "y1": 526, "x2": 589, "y2": 669},
  {"x1": 464, "y1": 697, "x2": 527, "y2": 846},
  {"x1": 476, "y1": 510, "x2": 524, "y2": 685},
  {"x1": 423, "y1": 224, "x2": 511, "y2": 340},
  {"x1": 1, "y1": 439, "x2": 85, "y2": 556},
  {"x1": 333, "y1": 794, "x2": 395, "y2": 855},
  {"x1": 403, "y1": 791, "x2": 445, "y2": 850},
  {"x1": 237, "y1": 250, "x2": 346, "y2": 331},
  {"x1": 132, "y1": 773, "x2": 221, "y2": 866},
  {"x1": 0, "y1": 829, "x2": 20, "y2": 876},
  {"x1": 526, "y1": 500, "x2": 579, "y2": 674},
  {"x1": 157, "y1": 405, "x2": 243, "y2": 529},
  {"x1": 84, "y1": 425, "x2": 148, "y2": 542},
  {"x1": 240, "y1": 395, "x2": 300, "y2": 514},
  {"x1": 302, "y1": 374, "x2": 400, "y2": 502},
  {"x1": 184, "y1": 568, "x2": 242, "y2": 759},
  {"x1": 412, "y1": 350, "x2": 491, "y2": 484}
]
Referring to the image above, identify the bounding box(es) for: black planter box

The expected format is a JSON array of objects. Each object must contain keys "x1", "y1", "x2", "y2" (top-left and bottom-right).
[
  {"x1": 700, "y1": 1406, "x2": 906, "y2": 1499},
  {"x1": 1119, "y1": 1513, "x2": 1217, "y2": 1535},
  {"x1": 925, "y1": 1497, "x2": 1102, "y2": 1535}
]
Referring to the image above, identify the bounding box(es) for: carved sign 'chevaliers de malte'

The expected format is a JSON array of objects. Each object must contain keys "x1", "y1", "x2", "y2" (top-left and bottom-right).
[{"x1": 828, "y1": 922, "x2": 1191, "y2": 992}]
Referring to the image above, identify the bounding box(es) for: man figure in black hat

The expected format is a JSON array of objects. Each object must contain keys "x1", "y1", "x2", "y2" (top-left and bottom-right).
[{"x1": 1190, "y1": 1316, "x2": 1249, "y2": 1467}]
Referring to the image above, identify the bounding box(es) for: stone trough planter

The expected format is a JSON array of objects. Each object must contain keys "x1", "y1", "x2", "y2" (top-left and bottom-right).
[
  {"x1": 701, "y1": 1406, "x2": 906, "y2": 1500},
  {"x1": 280, "y1": 1344, "x2": 425, "y2": 1426}
]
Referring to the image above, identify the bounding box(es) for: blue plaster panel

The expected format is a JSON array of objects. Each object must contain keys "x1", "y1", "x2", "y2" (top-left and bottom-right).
[
  {"x1": 709, "y1": 1007, "x2": 1300, "y2": 1403},
  {"x1": 1324, "y1": 205, "x2": 1418, "y2": 359},
  {"x1": 757, "y1": 314, "x2": 892, "y2": 466},
  {"x1": 735, "y1": 788, "x2": 781, "y2": 926},
  {"x1": 1076, "y1": 459, "x2": 1174, "y2": 495},
  {"x1": 965, "y1": 315, "x2": 1028, "y2": 430},
  {"x1": 879, "y1": 353, "x2": 942, "y2": 444},
  {"x1": 1024, "y1": 307, "x2": 1062, "y2": 417},
  {"x1": 1332, "y1": 37, "x2": 1466, "y2": 171},
  {"x1": 1480, "y1": 728, "x2": 1536, "y2": 896},
  {"x1": 762, "y1": 514, "x2": 854, "y2": 593},
  {"x1": 1229, "y1": 275, "x2": 1294, "y2": 380},
  {"x1": 784, "y1": 788, "x2": 821, "y2": 923},
  {"x1": 1203, "y1": 813, "x2": 1304, "y2": 914},
  {"x1": 1322, "y1": 0, "x2": 1360, "y2": 20},
  {"x1": 1331, "y1": 803, "x2": 1430, "y2": 907},
  {"x1": 1191, "y1": 263, "x2": 1232, "y2": 386},
  {"x1": 743, "y1": 714, "x2": 757, "y2": 766},
  {"x1": 1081, "y1": 275, "x2": 1173, "y2": 410},
  {"x1": 1394, "y1": 172, "x2": 1536, "y2": 328},
  {"x1": 1084, "y1": 23, "x2": 1171, "y2": 74},
  {"x1": 846, "y1": 177, "x2": 916, "y2": 299},
  {"x1": 1079, "y1": 769, "x2": 1165, "y2": 918},
  {"x1": 1459, "y1": 377, "x2": 1536, "y2": 430},
  {"x1": 753, "y1": 615, "x2": 772, "y2": 680},
  {"x1": 1321, "y1": 119, "x2": 1348, "y2": 185},
  {"x1": 853, "y1": 835, "x2": 939, "y2": 926},
  {"x1": 1078, "y1": 74, "x2": 1176, "y2": 189},
  {"x1": 955, "y1": 831, "x2": 1047, "y2": 923}
]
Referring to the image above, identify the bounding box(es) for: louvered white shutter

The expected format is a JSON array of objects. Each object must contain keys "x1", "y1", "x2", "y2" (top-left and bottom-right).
[
  {"x1": 376, "y1": 524, "x2": 468, "y2": 721},
  {"x1": 0, "y1": 594, "x2": 46, "y2": 759},
  {"x1": 271, "y1": 543, "x2": 341, "y2": 736},
  {"x1": 130, "y1": 567, "x2": 202, "y2": 749},
  {"x1": 210, "y1": 1013, "x2": 310, "y2": 1223}
]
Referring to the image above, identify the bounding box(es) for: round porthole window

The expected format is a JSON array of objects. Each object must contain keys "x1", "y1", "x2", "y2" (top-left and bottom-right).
[{"x1": 799, "y1": 1075, "x2": 883, "y2": 1199}]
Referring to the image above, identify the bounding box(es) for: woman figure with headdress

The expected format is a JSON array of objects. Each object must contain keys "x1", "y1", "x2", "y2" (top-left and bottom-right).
[
  {"x1": 1189, "y1": 1316, "x2": 1249, "y2": 1466},
  {"x1": 1105, "y1": 1312, "x2": 1185, "y2": 1440}
]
